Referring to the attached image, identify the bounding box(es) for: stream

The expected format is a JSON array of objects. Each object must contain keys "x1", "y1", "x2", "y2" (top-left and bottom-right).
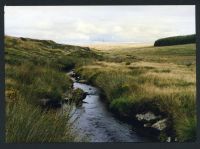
[{"x1": 65, "y1": 70, "x2": 151, "y2": 142}]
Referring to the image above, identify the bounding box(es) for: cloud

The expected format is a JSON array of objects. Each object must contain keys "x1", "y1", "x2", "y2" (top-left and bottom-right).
[
  {"x1": 5, "y1": 6, "x2": 195, "y2": 44},
  {"x1": 75, "y1": 21, "x2": 107, "y2": 34}
]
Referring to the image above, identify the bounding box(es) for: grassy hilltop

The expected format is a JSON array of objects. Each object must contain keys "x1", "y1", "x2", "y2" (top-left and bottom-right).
[
  {"x1": 154, "y1": 34, "x2": 196, "y2": 47},
  {"x1": 5, "y1": 35, "x2": 196, "y2": 142}
]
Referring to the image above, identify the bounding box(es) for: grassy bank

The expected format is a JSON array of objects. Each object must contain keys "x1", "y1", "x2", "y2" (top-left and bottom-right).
[
  {"x1": 76, "y1": 43, "x2": 196, "y2": 142},
  {"x1": 5, "y1": 36, "x2": 100, "y2": 142}
]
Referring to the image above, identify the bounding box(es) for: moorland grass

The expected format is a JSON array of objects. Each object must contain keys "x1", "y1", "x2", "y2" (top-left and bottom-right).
[
  {"x1": 5, "y1": 62, "x2": 77, "y2": 142},
  {"x1": 76, "y1": 43, "x2": 196, "y2": 142},
  {"x1": 5, "y1": 36, "x2": 100, "y2": 142},
  {"x1": 6, "y1": 96, "x2": 77, "y2": 143},
  {"x1": 5, "y1": 35, "x2": 196, "y2": 142}
]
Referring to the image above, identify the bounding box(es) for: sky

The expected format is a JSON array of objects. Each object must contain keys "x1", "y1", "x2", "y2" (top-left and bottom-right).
[{"x1": 5, "y1": 6, "x2": 195, "y2": 44}]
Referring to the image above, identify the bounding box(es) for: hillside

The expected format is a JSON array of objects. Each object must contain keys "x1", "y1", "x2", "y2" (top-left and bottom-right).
[
  {"x1": 5, "y1": 36, "x2": 98, "y2": 69},
  {"x1": 154, "y1": 34, "x2": 196, "y2": 47},
  {"x1": 5, "y1": 35, "x2": 100, "y2": 142}
]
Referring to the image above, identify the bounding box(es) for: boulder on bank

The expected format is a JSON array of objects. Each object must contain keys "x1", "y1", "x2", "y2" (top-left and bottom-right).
[
  {"x1": 69, "y1": 71, "x2": 76, "y2": 78},
  {"x1": 136, "y1": 112, "x2": 160, "y2": 122},
  {"x1": 135, "y1": 112, "x2": 170, "y2": 141},
  {"x1": 151, "y1": 118, "x2": 167, "y2": 131},
  {"x1": 135, "y1": 112, "x2": 168, "y2": 131}
]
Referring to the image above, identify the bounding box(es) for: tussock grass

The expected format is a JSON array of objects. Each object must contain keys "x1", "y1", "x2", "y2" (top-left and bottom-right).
[
  {"x1": 5, "y1": 62, "x2": 77, "y2": 142},
  {"x1": 6, "y1": 63, "x2": 72, "y2": 105},
  {"x1": 6, "y1": 97, "x2": 77, "y2": 143},
  {"x1": 5, "y1": 36, "x2": 99, "y2": 142},
  {"x1": 175, "y1": 115, "x2": 196, "y2": 142},
  {"x1": 76, "y1": 43, "x2": 196, "y2": 141}
]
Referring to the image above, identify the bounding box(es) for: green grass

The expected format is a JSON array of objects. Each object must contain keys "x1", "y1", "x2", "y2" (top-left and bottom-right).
[
  {"x1": 6, "y1": 96, "x2": 77, "y2": 143},
  {"x1": 5, "y1": 35, "x2": 100, "y2": 142},
  {"x1": 75, "y1": 43, "x2": 196, "y2": 142},
  {"x1": 175, "y1": 115, "x2": 196, "y2": 142},
  {"x1": 6, "y1": 63, "x2": 72, "y2": 105},
  {"x1": 5, "y1": 35, "x2": 196, "y2": 142}
]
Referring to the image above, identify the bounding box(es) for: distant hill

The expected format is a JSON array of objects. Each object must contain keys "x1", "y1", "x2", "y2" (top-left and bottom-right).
[
  {"x1": 5, "y1": 35, "x2": 90, "y2": 51},
  {"x1": 154, "y1": 34, "x2": 196, "y2": 47},
  {"x1": 4, "y1": 35, "x2": 101, "y2": 70}
]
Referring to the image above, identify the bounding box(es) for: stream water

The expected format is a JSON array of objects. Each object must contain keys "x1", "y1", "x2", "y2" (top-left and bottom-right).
[{"x1": 66, "y1": 71, "x2": 150, "y2": 142}]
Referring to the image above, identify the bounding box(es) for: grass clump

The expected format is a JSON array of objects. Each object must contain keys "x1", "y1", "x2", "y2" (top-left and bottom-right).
[
  {"x1": 6, "y1": 96, "x2": 76, "y2": 143},
  {"x1": 175, "y1": 115, "x2": 196, "y2": 142},
  {"x1": 125, "y1": 61, "x2": 131, "y2": 65},
  {"x1": 5, "y1": 64, "x2": 76, "y2": 142},
  {"x1": 6, "y1": 63, "x2": 72, "y2": 105}
]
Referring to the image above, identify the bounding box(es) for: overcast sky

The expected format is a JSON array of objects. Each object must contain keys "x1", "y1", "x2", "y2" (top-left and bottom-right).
[{"x1": 5, "y1": 6, "x2": 195, "y2": 44}]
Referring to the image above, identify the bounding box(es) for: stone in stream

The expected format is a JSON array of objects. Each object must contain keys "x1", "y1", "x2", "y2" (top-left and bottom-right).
[
  {"x1": 78, "y1": 79, "x2": 88, "y2": 84},
  {"x1": 151, "y1": 118, "x2": 167, "y2": 131},
  {"x1": 166, "y1": 137, "x2": 171, "y2": 142},
  {"x1": 136, "y1": 112, "x2": 168, "y2": 131},
  {"x1": 136, "y1": 112, "x2": 160, "y2": 122}
]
